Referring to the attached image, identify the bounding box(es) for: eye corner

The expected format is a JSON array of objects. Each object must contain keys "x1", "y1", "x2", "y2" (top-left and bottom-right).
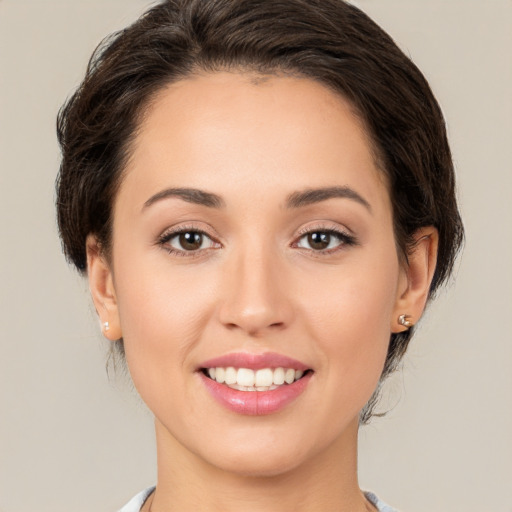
[
  {"x1": 156, "y1": 224, "x2": 222, "y2": 258},
  {"x1": 292, "y1": 225, "x2": 358, "y2": 254}
]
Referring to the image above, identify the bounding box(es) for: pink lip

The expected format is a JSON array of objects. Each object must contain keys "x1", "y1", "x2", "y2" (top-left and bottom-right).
[
  {"x1": 199, "y1": 352, "x2": 310, "y2": 371},
  {"x1": 199, "y1": 371, "x2": 312, "y2": 416},
  {"x1": 198, "y1": 352, "x2": 312, "y2": 416}
]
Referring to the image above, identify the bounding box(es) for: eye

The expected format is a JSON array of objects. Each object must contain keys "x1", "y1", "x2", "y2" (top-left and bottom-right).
[
  {"x1": 159, "y1": 228, "x2": 220, "y2": 255},
  {"x1": 295, "y1": 229, "x2": 356, "y2": 252}
]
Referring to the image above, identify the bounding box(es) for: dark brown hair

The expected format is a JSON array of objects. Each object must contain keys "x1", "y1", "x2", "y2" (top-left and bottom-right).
[{"x1": 56, "y1": 0, "x2": 463, "y2": 422}]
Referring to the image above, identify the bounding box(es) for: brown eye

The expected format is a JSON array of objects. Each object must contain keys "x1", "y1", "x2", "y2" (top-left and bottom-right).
[
  {"x1": 296, "y1": 229, "x2": 355, "y2": 252},
  {"x1": 307, "y1": 232, "x2": 331, "y2": 250},
  {"x1": 161, "y1": 229, "x2": 219, "y2": 254},
  {"x1": 178, "y1": 231, "x2": 203, "y2": 250}
]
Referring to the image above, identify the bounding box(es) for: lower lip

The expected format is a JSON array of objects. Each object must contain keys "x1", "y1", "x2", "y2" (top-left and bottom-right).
[{"x1": 199, "y1": 372, "x2": 312, "y2": 416}]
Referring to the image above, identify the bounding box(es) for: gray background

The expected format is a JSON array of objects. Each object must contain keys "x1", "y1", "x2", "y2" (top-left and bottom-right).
[{"x1": 1, "y1": 1, "x2": 511, "y2": 511}]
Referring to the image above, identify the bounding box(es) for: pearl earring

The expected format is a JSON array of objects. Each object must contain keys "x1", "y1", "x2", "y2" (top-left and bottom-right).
[
  {"x1": 103, "y1": 321, "x2": 110, "y2": 332},
  {"x1": 398, "y1": 314, "x2": 413, "y2": 328}
]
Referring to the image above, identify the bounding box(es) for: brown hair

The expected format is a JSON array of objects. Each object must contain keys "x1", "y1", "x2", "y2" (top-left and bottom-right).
[{"x1": 56, "y1": 0, "x2": 464, "y2": 422}]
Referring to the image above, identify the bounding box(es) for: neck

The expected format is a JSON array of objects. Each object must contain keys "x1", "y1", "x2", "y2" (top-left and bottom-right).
[{"x1": 149, "y1": 418, "x2": 373, "y2": 512}]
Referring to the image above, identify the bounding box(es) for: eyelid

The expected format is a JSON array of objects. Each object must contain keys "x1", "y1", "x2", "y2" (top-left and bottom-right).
[
  {"x1": 157, "y1": 221, "x2": 220, "y2": 241},
  {"x1": 295, "y1": 220, "x2": 355, "y2": 239},
  {"x1": 155, "y1": 221, "x2": 357, "y2": 258},
  {"x1": 292, "y1": 222, "x2": 358, "y2": 253},
  {"x1": 156, "y1": 223, "x2": 222, "y2": 256}
]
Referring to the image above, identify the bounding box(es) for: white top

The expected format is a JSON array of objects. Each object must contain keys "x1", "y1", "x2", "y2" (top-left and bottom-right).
[{"x1": 118, "y1": 487, "x2": 399, "y2": 511}]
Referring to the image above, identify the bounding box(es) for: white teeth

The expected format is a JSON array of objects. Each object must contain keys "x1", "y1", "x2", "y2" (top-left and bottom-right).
[
  {"x1": 207, "y1": 366, "x2": 307, "y2": 390},
  {"x1": 237, "y1": 368, "x2": 255, "y2": 387},
  {"x1": 273, "y1": 367, "x2": 285, "y2": 385},
  {"x1": 228, "y1": 384, "x2": 279, "y2": 392},
  {"x1": 285, "y1": 368, "x2": 295, "y2": 384},
  {"x1": 255, "y1": 368, "x2": 273, "y2": 387},
  {"x1": 224, "y1": 366, "x2": 237, "y2": 385},
  {"x1": 215, "y1": 367, "x2": 225, "y2": 384}
]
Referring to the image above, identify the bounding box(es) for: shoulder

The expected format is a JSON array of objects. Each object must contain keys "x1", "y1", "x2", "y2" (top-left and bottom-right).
[
  {"x1": 364, "y1": 491, "x2": 400, "y2": 512},
  {"x1": 117, "y1": 487, "x2": 155, "y2": 512}
]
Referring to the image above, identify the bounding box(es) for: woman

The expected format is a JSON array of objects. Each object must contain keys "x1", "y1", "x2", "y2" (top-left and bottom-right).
[{"x1": 56, "y1": 0, "x2": 463, "y2": 510}]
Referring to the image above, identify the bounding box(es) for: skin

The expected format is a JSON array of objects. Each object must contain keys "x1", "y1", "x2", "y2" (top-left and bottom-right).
[{"x1": 87, "y1": 72, "x2": 438, "y2": 512}]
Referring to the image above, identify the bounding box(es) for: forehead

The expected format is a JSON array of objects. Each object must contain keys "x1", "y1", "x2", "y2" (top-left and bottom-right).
[{"x1": 120, "y1": 72, "x2": 389, "y2": 214}]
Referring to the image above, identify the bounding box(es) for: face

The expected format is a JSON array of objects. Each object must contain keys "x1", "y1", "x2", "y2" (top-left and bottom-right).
[{"x1": 92, "y1": 72, "x2": 416, "y2": 477}]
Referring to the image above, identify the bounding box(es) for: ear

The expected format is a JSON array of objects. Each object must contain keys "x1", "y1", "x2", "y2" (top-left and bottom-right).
[
  {"x1": 391, "y1": 227, "x2": 439, "y2": 333},
  {"x1": 86, "y1": 234, "x2": 122, "y2": 341}
]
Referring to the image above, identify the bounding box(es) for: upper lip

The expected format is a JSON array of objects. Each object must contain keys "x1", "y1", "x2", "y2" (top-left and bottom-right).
[{"x1": 198, "y1": 352, "x2": 310, "y2": 371}]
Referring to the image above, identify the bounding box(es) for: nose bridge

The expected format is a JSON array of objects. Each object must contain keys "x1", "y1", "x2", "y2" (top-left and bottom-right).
[{"x1": 218, "y1": 238, "x2": 291, "y2": 335}]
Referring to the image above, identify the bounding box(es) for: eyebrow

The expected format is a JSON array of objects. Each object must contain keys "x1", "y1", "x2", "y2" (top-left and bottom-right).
[
  {"x1": 143, "y1": 187, "x2": 225, "y2": 210},
  {"x1": 285, "y1": 186, "x2": 372, "y2": 212},
  {"x1": 142, "y1": 185, "x2": 371, "y2": 213}
]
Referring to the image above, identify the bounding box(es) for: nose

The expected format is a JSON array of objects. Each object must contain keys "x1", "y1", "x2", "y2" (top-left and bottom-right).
[{"x1": 217, "y1": 246, "x2": 294, "y2": 337}]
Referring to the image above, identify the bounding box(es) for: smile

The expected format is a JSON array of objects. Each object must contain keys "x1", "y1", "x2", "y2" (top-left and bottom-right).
[
  {"x1": 203, "y1": 367, "x2": 306, "y2": 391},
  {"x1": 198, "y1": 352, "x2": 313, "y2": 415}
]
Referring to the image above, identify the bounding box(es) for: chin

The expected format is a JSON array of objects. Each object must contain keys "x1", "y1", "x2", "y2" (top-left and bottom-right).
[
  {"x1": 207, "y1": 447, "x2": 308, "y2": 479},
  {"x1": 193, "y1": 423, "x2": 336, "y2": 480}
]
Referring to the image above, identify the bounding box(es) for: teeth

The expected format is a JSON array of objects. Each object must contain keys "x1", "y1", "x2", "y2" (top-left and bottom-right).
[
  {"x1": 228, "y1": 384, "x2": 279, "y2": 392},
  {"x1": 285, "y1": 368, "x2": 295, "y2": 384},
  {"x1": 207, "y1": 366, "x2": 307, "y2": 390},
  {"x1": 255, "y1": 368, "x2": 273, "y2": 387},
  {"x1": 237, "y1": 368, "x2": 255, "y2": 387},
  {"x1": 273, "y1": 367, "x2": 285, "y2": 385},
  {"x1": 224, "y1": 367, "x2": 237, "y2": 385},
  {"x1": 215, "y1": 367, "x2": 225, "y2": 384}
]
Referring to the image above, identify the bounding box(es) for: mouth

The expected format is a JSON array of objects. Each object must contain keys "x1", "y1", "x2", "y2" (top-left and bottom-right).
[
  {"x1": 201, "y1": 366, "x2": 311, "y2": 392},
  {"x1": 197, "y1": 352, "x2": 313, "y2": 414}
]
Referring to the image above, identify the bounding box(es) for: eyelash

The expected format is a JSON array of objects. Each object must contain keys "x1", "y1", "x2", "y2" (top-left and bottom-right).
[
  {"x1": 157, "y1": 225, "x2": 220, "y2": 258},
  {"x1": 157, "y1": 224, "x2": 357, "y2": 258},
  {"x1": 293, "y1": 226, "x2": 357, "y2": 254}
]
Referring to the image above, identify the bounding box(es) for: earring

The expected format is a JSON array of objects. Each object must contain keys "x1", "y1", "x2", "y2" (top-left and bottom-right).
[
  {"x1": 103, "y1": 321, "x2": 110, "y2": 332},
  {"x1": 398, "y1": 314, "x2": 413, "y2": 328}
]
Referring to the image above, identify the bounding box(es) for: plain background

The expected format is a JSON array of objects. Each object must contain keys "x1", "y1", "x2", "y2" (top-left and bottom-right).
[{"x1": 1, "y1": 1, "x2": 511, "y2": 511}]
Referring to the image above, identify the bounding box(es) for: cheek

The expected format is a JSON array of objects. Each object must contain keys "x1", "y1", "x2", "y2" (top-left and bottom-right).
[
  {"x1": 111, "y1": 254, "x2": 219, "y2": 408},
  {"x1": 298, "y1": 250, "x2": 400, "y2": 394},
  {"x1": 302, "y1": 251, "x2": 399, "y2": 333},
  {"x1": 114, "y1": 243, "x2": 216, "y2": 337}
]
